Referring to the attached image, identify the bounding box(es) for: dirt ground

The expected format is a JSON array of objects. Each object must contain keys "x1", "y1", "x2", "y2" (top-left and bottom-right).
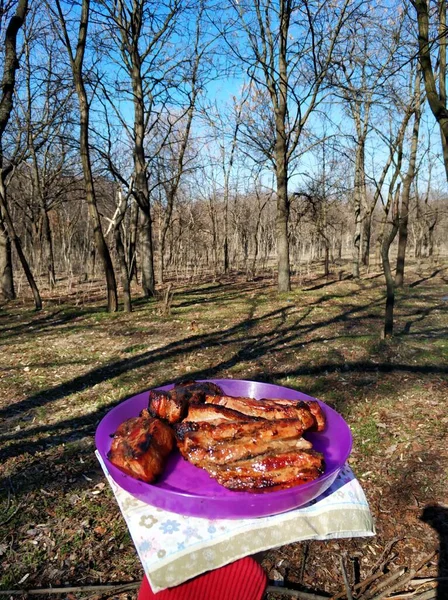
[{"x1": 1, "y1": 259, "x2": 447, "y2": 599}]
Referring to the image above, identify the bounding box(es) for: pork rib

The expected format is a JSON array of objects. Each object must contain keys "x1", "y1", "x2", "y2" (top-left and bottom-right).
[
  {"x1": 183, "y1": 403, "x2": 259, "y2": 424},
  {"x1": 148, "y1": 381, "x2": 224, "y2": 424},
  {"x1": 205, "y1": 394, "x2": 324, "y2": 431},
  {"x1": 208, "y1": 449, "x2": 325, "y2": 492},
  {"x1": 176, "y1": 416, "x2": 305, "y2": 445},
  {"x1": 178, "y1": 433, "x2": 313, "y2": 466}
]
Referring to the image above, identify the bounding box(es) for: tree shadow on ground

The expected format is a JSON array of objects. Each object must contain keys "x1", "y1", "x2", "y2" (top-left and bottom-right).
[
  {"x1": 0, "y1": 291, "x2": 387, "y2": 427},
  {"x1": 2, "y1": 268, "x2": 447, "y2": 503},
  {"x1": 0, "y1": 306, "x2": 107, "y2": 343},
  {"x1": 420, "y1": 505, "x2": 448, "y2": 600},
  {"x1": 304, "y1": 274, "x2": 353, "y2": 291},
  {"x1": 409, "y1": 269, "x2": 443, "y2": 288}
]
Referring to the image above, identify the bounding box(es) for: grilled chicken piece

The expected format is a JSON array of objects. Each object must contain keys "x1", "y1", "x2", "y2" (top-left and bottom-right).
[
  {"x1": 208, "y1": 449, "x2": 325, "y2": 492},
  {"x1": 148, "y1": 381, "x2": 224, "y2": 424},
  {"x1": 205, "y1": 395, "x2": 324, "y2": 431},
  {"x1": 108, "y1": 409, "x2": 175, "y2": 483}
]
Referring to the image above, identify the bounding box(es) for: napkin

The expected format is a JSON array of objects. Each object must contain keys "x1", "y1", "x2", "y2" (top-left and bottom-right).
[{"x1": 96, "y1": 452, "x2": 374, "y2": 592}]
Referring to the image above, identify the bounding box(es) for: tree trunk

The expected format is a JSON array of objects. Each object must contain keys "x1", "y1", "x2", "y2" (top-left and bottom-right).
[
  {"x1": 139, "y1": 208, "x2": 155, "y2": 297},
  {"x1": 381, "y1": 194, "x2": 400, "y2": 338},
  {"x1": 40, "y1": 207, "x2": 56, "y2": 288},
  {"x1": 275, "y1": 112, "x2": 291, "y2": 291},
  {"x1": 78, "y1": 89, "x2": 118, "y2": 311},
  {"x1": 396, "y1": 72, "x2": 421, "y2": 287},
  {"x1": 56, "y1": 0, "x2": 118, "y2": 311},
  {"x1": 0, "y1": 209, "x2": 15, "y2": 300},
  {"x1": 352, "y1": 140, "x2": 364, "y2": 278},
  {"x1": 0, "y1": 182, "x2": 42, "y2": 310},
  {"x1": 414, "y1": 0, "x2": 448, "y2": 181},
  {"x1": 115, "y1": 225, "x2": 132, "y2": 312},
  {"x1": 0, "y1": 0, "x2": 36, "y2": 305},
  {"x1": 381, "y1": 221, "x2": 398, "y2": 338},
  {"x1": 128, "y1": 200, "x2": 139, "y2": 283},
  {"x1": 131, "y1": 45, "x2": 155, "y2": 297},
  {"x1": 361, "y1": 212, "x2": 372, "y2": 267}
]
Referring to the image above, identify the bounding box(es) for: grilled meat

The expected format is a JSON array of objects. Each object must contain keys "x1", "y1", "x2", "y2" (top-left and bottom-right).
[
  {"x1": 148, "y1": 381, "x2": 224, "y2": 424},
  {"x1": 175, "y1": 419, "x2": 311, "y2": 469},
  {"x1": 177, "y1": 423, "x2": 312, "y2": 466},
  {"x1": 174, "y1": 391, "x2": 326, "y2": 492},
  {"x1": 112, "y1": 381, "x2": 327, "y2": 493},
  {"x1": 266, "y1": 398, "x2": 326, "y2": 432},
  {"x1": 175, "y1": 381, "x2": 224, "y2": 396},
  {"x1": 108, "y1": 409, "x2": 175, "y2": 483},
  {"x1": 205, "y1": 395, "x2": 325, "y2": 431},
  {"x1": 183, "y1": 403, "x2": 256, "y2": 424},
  {"x1": 208, "y1": 449, "x2": 325, "y2": 492},
  {"x1": 176, "y1": 416, "x2": 305, "y2": 445}
]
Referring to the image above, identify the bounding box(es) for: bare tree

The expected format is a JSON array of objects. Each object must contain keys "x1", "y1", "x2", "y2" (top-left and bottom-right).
[
  {"x1": 156, "y1": 8, "x2": 206, "y2": 285},
  {"x1": 332, "y1": 9, "x2": 405, "y2": 277},
  {"x1": 412, "y1": 0, "x2": 448, "y2": 181},
  {"x1": 396, "y1": 68, "x2": 422, "y2": 286},
  {"x1": 16, "y1": 7, "x2": 76, "y2": 288},
  {"x1": 98, "y1": 0, "x2": 186, "y2": 298},
  {"x1": 51, "y1": 0, "x2": 118, "y2": 311},
  {"x1": 228, "y1": 0, "x2": 355, "y2": 292},
  {"x1": 0, "y1": 0, "x2": 43, "y2": 309},
  {"x1": 374, "y1": 88, "x2": 416, "y2": 337}
]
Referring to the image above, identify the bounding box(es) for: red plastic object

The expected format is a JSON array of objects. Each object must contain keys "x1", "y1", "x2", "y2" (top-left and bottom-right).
[{"x1": 137, "y1": 557, "x2": 267, "y2": 600}]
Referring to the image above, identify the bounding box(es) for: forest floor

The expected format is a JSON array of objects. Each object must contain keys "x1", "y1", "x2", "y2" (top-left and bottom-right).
[{"x1": 1, "y1": 258, "x2": 448, "y2": 600}]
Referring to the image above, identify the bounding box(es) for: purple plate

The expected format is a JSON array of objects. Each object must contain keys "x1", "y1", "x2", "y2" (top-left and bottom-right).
[{"x1": 95, "y1": 379, "x2": 352, "y2": 519}]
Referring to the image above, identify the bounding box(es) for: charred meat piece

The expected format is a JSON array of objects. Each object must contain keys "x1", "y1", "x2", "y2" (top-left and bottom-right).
[
  {"x1": 208, "y1": 449, "x2": 325, "y2": 492},
  {"x1": 183, "y1": 403, "x2": 255, "y2": 424},
  {"x1": 176, "y1": 416, "x2": 305, "y2": 445},
  {"x1": 205, "y1": 395, "x2": 324, "y2": 431},
  {"x1": 176, "y1": 394, "x2": 326, "y2": 491},
  {"x1": 176, "y1": 419, "x2": 312, "y2": 466},
  {"x1": 261, "y1": 398, "x2": 326, "y2": 432},
  {"x1": 148, "y1": 389, "x2": 186, "y2": 424},
  {"x1": 148, "y1": 381, "x2": 224, "y2": 424},
  {"x1": 108, "y1": 409, "x2": 175, "y2": 483},
  {"x1": 175, "y1": 381, "x2": 224, "y2": 396}
]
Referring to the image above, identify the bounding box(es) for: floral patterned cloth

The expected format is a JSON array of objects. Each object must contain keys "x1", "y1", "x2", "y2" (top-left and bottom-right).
[{"x1": 96, "y1": 452, "x2": 374, "y2": 592}]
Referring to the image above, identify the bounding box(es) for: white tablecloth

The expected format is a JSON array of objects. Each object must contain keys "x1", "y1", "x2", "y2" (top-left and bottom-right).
[{"x1": 96, "y1": 452, "x2": 375, "y2": 592}]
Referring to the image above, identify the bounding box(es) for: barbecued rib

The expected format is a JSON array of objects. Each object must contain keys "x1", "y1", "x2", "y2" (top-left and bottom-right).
[
  {"x1": 213, "y1": 466, "x2": 322, "y2": 492},
  {"x1": 183, "y1": 403, "x2": 257, "y2": 424},
  {"x1": 176, "y1": 416, "x2": 305, "y2": 444},
  {"x1": 207, "y1": 449, "x2": 325, "y2": 491},
  {"x1": 175, "y1": 381, "x2": 224, "y2": 396},
  {"x1": 211, "y1": 448, "x2": 324, "y2": 475},
  {"x1": 148, "y1": 381, "x2": 224, "y2": 424},
  {"x1": 179, "y1": 435, "x2": 313, "y2": 466},
  {"x1": 266, "y1": 398, "x2": 326, "y2": 432},
  {"x1": 148, "y1": 389, "x2": 185, "y2": 424},
  {"x1": 205, "y1": 395, "x2": 318, "y2": 431}
]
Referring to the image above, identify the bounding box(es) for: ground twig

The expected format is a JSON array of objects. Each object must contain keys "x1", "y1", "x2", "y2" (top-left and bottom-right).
[
  {"x1": 0, "y1": 583, "x2": 140, "y2": 596},
  {"x1": 265, "y1": 586, "x2": 330, "y2": 599}
]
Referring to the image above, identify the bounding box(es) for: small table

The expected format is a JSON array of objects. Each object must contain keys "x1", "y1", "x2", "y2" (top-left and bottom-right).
[{"x1": 96, "y1": 452, "x2": 374, "y2": 593}]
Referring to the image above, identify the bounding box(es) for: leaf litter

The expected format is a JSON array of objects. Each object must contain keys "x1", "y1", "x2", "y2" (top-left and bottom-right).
[{"x1": 0, "y1": 261, "x2": 447, "y2": 599}]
